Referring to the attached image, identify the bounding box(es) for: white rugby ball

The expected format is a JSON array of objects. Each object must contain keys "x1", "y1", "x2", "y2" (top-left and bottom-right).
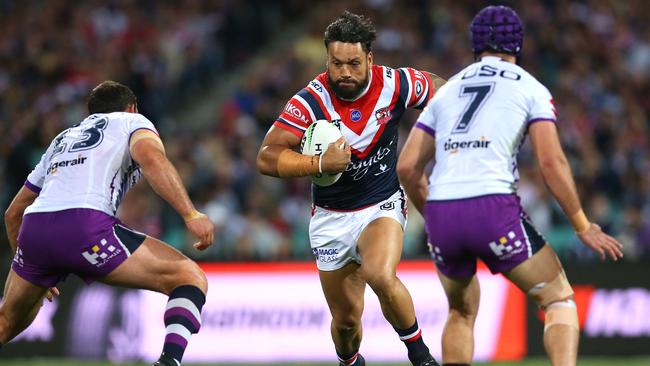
[{"x1": 301, "y1": 120, "x2": 343, "y2": 187}]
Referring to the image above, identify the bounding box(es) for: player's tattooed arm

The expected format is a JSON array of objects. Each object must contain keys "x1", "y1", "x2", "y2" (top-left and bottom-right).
[{"x1": 426, "y1": 72, "x2": 446, "y2": 91}]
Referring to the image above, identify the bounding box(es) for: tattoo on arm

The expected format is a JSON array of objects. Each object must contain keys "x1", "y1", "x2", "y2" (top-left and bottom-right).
[{"x1": 426, "y1": 72, "x2": 447, "y2": 91}]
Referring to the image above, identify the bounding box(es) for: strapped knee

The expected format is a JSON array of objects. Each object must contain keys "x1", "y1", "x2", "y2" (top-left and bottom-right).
[
  {"x1": 543, "y1": 299, "x2": 579, "y2": 332},
  {"x1": 528, "y1": 272, "x2": 578, "y2": 332},
  {"x1": 527, "y1": 272, "x2": 574, "y2": 309}
]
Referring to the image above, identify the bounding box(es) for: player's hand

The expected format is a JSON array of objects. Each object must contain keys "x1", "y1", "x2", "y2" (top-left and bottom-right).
[
  {"x1": 45, "y1": 287, "x2": 60, "y2": 302},
  {"x1": 577, "y1": 223, "x2": 624, "y2": 261},
  {"x1": 321, "y1": 136, "x2": 351, "y2": 173},
  {"x1": 185, "y1": 212, "x2": 215, "y2": 251}
]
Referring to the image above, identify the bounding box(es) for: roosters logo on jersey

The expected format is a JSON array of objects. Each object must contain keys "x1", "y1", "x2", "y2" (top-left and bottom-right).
[
  {"x1": 444, "y1": 137, "x2": 491, "y2": 154},
  {"x1": 375, "y1": 106, "x2": 392, "y2": 125}
]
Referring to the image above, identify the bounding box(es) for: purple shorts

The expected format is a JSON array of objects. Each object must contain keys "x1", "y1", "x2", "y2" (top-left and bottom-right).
[
  {"x1": 423, "y1": 194, "x2": 546, "y2": 278},
  {"x1": 12, "y1": 208, "x2": 146, "y2": 287}
]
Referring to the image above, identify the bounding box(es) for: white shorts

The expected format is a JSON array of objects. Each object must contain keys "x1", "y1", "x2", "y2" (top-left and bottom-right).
[{"x1": 309, "y1": 190, "x2": 407, "y2": 271}]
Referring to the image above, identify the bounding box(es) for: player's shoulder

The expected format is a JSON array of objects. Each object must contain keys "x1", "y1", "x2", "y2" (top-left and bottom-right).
[{"x1": 510, "y1": 64, "x2": 553, "y2": 98}]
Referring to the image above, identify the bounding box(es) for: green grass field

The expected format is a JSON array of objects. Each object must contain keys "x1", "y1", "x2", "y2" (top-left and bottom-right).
[{"x1": 1, "y1": 359, "x2": 650, "y2": 366}]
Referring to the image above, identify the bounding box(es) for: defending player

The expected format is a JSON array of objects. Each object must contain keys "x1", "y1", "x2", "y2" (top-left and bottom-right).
[
  {"x1": 397, "y1": 6, "x2": 624, "y2": 366},
  {"x1": 0, "y1": 81, "x2": 214, "y2": 366},
  {"x1": 257, "y1": 11, "x2": 444, "y2": 366}
]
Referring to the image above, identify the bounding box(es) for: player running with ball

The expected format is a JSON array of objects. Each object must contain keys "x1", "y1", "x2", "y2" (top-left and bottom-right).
[{"x1": 258, "y1": 11, "x2": 445, "y2": 366}]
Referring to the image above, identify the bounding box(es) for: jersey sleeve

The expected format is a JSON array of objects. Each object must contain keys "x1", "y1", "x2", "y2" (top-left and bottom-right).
[
  {"x1": 414, "y1": 95, "x2": 438, "y2": 138},
  {"x1": 126, "y1": 113, "x2": 159, "y2": 148},
  {"x1": 25, "y1": 151, "x2": 47, "y2": 193},
  {"x1": 128, "y1": 113, "x2": 159, "y2": 135},
  {"x1": 273, "y1": 93, "x2": 315, "y2": 138},
  {"x1": 527, "y1": 83, "x2": 557, "y2": 124},
  {"x1": 397, "y1": 67, "x2": 434, "y2": 110}
]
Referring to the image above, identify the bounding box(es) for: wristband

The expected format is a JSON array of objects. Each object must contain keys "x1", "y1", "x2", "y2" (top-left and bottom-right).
[
  {"x1": 183, "y1": 209, "x2": 203, "y2": 222},
  {"x1": 569, "y1": 209, "x2": 590, "y2": 234}
]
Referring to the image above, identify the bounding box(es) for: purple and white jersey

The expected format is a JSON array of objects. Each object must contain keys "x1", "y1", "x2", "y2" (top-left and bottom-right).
[
  {"x1": 416, "y1": 56, "x2": 557, "y2": 200},
  {"x1": 24, "y1": 112, "x2": 158, "y2": 216}
]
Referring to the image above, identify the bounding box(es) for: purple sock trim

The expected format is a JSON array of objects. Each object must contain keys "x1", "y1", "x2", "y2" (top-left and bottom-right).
[
  {"x1": 164, "y1": 307, "x2": 201, "y2": 331},
  {"x1": 164, "y1": 333, "x2": 188, "y2": 349}
]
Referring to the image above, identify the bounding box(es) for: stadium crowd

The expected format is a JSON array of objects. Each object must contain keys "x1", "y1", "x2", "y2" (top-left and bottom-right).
[{"x1": 2, "y1": 0, "x2": 649, "y2": 263}]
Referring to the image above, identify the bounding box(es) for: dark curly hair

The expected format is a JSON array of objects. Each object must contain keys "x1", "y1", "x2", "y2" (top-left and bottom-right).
[
  {"x1": 87, "y1": 80, "x2": 137, "y2": 114},
  {"x1": 324, "y1": 11, "x2": 376, "y2": 53}
]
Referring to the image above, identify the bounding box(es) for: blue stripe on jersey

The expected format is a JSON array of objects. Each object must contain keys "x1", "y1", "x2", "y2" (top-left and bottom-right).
[
  {"x1": 297, "y1": 89, "x2": 327, "y2": 121},
  {"x1": 396, "y1": 69, "x2": 410, "y2": 107},
  {"x1": 276, "y1": 117, "x2": 306, "y2": 132}
]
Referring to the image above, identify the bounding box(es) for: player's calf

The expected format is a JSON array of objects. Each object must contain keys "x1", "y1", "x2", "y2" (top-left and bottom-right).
[{"x1": 155, "y1": 284, "x2": 206, "y2": 366}]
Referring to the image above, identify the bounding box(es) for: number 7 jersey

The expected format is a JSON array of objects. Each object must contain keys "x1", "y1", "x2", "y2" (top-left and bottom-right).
[
  {"x1": 24, "y1": 112, "x2": 158, "y2": 216},
  {"x1": 415, "y1": 56, "x2": 557, "y2": 200}
]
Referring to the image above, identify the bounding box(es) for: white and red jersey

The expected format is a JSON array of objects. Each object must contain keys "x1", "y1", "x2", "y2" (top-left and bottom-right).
[
  {"x1": 24, "y1": 112, "x2": 158, "y2": 216},
  {"x1": 415, "y1": 56, "x2": 557, "y2": 200},
  {"x1": 275, "y1": 64, "x2": 436, "y2": 210}
]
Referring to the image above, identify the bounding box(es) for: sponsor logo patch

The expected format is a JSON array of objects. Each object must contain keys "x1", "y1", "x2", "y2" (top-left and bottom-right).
[
  {"x1": 47, "y1": 155, "x2": 87, "y2": 175},
  {"x1": 312, "y1": 247, "x2": 340, "y2": 263},
  {"x1": 350, "y1": 109, "x2": 362, "y2": 122},
  {"x1": 444, "y1": 136, "x2": 491, "y2": 154},
  {"x1": 13, "y1": 247, "x2": 24, "y2": 267},
  {"x1": 284, "y1": 102, "x2": 309, "y2": 123},
  {"x1": 488, "y1": 231, "x2": 524, "y2": 260},
  {"x1": 82, "y1": 238, "x2": 122, "y2": 267}
]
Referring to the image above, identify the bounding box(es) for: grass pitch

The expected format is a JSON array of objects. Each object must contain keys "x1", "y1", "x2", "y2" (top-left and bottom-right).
[{"x1": 1, "y1": 358, "x2": 649, "y2": 366}]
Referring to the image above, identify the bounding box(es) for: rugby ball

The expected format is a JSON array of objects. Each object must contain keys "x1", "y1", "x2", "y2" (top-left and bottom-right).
[{"x1": 301, "y1": 120, "x2": 344, "y2": 187}]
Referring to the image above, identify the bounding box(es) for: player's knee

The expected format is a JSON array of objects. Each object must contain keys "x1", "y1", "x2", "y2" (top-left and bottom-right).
[
  {"x1": 527, "y1": 271, "x2": 579, "y2": 330},
  {"x1": 528, "y1": 272, "x2": 574, "y2": 310},
  {"x1": 167, "y1": 260, "x2": 207, "y2": 294},
  {"x1": 363, "y1": 270, "x2": 397, "y2": 295},
  {"x1": 183, "y1": 262, "x2": 208, "y2": 293},
  {"x1": 332, "y1": 316, "x2": 361, "y2": 335},
  {"x1": 448, "y1": 302, "x2": 478, "y2": 321},
  {"x1": 0, "y1": 310, "x2": 16, "y2": 343},
  {"x1": 543, "y1": 298, "x2": 579, "y2": 332}
]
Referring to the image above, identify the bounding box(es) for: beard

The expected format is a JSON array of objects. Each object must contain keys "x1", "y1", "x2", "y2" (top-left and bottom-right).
[{"x1": 327, "y1": 71, "x2": 370, "y2": 100}]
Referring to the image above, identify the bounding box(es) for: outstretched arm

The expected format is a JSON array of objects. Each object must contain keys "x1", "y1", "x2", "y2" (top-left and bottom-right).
[
  {"x1": 397, "y1": 127, "x2": 436, "y2": 214},
  {"x1": 529, "y1": 121, "x2": 623, "y2": 261},
  {"x1": 130, "y1": 130, "x2": 214, "y2": 250}
]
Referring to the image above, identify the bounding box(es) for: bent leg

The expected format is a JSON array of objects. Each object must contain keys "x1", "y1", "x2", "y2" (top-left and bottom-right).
[
  {"x1": 358, "y1": 217, "x2": 432, "y2": 365},
  {"x1": 319, "y1": 262, "x2": 366, "y2": 363},
  {"x1": 0, "y1": 270, "x2": 48, "y2": 344},
  {"x1": 505, "y1": 244, "x2": 578, "y2": 366},
  {"x1": 101, "y1": 236, "x2": 208, "y2": 365},
  {"x1": 438, "y1": 272, "x2": 479, "y2": 365},
  {"x1": 100, "y1": 236, "x2": 207, "y2": 294},
  {"x1": 358, "y1": 217, "x2": 414, "y2": 327}
]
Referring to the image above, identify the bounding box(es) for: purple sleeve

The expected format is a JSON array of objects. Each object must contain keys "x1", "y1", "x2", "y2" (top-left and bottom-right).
[
  {"x1": 528, "y1": 118, "x2": 556, "y2": 126},
  {"x1": 24, "y1": 180, "x2": 42, "y2": 194},
  {"x1": 415, "y1": 122, "x2": 436, "y2": 138}
]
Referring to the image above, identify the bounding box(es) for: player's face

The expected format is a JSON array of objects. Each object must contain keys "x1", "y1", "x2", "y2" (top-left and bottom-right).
[{"x1": 326, "y1": 41, "x2": 372, "y2": 100}]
